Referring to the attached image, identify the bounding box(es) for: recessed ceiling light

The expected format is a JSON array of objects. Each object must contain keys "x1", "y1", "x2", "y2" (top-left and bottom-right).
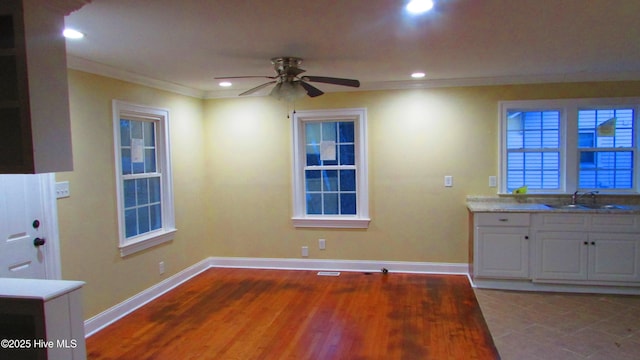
[
  {"x1": 411, "y1": 72, "x2": 426, "y2": 79},
  {"x1": 63, "y1": 28, "x2": 84, "y2": 39},
  {"x1": 219, "y1": 81, "x2": 232, "y2": 87},
  {"x1": 406, "y1": 0, "x2": 434, "y2": 14}
]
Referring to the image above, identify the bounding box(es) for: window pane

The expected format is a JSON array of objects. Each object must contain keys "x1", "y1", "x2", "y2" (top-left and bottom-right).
[
  {"x1": 340, "y1": 193, "x2": 357, "y2": 215},
  {"x1": 136, "y1": 178, "x2": 149, "y2": 205},
  {"x1": 306, "y1": 145, "x2": 320, "y2": 166},
  {"x1": 322, "y1": 170, "x2": 338, "y2": 191},
  {"x1": 306, "y1": 193, "x2": 322, "y2": 214},
  {"x1": 121, "y1": 149, "x2": 132, "y2": 175},
  {"x1": 131, "y1": 120, "x2": 143, "y2": 139},
  {"x1": 124, "y1": 179, "x2": 136, "y2": 208},
  {"x1": 138, "y1": 207, "x2": 150, "y2": 234},
  {"x1": 145, "y1": 149, "x2": 156, "y2": 172},
  {"x1": 150, "y1": 204, "x2": 162, "y2": 230},
  {"x1": 323, "y1": 193, "x2": 339, "y2": 214},
  {"x1": 339, "y1": 144, "x2": 355, "y2": 165},
  {"x1": 339, "y1": 122, "x2": 354, "y2": 142},
  {"x1": 120, "y1": 120, "x2": 131, "y2": 146},
  {"x1": 339, "y1": 170, "x2": 356, "y2": 191},
  {"x1": 149, "y1": 177, "x2": 161, "y2": 203},
  {"x1": 143, "y1": 121, "x2": 155, "y2": 147},
  {"x1": 322, "y1": 122, "x2": 336, "y2": 142},
  {"x1": 305, "y1": 123, "x2": 321, "y2": 144},
  {"x1": 305, "y1": 170, "x2": 322, "y2": 191},
  {"x1": 132, "y1": 161, "x2": 145, "y2": 174},
  {"x1": 125, "y1": 209, "x2": 137, "y2": 238}
]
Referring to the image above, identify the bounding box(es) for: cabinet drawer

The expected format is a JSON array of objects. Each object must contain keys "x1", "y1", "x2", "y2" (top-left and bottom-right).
[
  {"x1": 475, "y1": 213, "x2": 530, "y2": 226},
  {"x1": 532, "y1": 213, "x2": 589, "y2": 231}
]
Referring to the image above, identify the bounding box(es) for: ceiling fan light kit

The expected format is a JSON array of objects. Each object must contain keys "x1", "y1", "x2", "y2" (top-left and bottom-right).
[{"x1": 215, "y1": 57, "x2": 360, "y2": 101}]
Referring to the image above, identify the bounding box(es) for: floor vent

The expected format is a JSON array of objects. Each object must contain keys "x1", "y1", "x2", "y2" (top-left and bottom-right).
[{"x1": 317, "y1": 271, "x2": 340, "y2": 276}]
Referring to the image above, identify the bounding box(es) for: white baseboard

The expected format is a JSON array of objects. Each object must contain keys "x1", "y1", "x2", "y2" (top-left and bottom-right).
[
  {"x1": 84, "y1": 256, "x2": 468, "y2": 337},
  {"x1": 83, "y1": 258, "x2": 211, "y2": 337},
  {"x1": 207, "y1": 256, "x2": 469, "y2": 275}
]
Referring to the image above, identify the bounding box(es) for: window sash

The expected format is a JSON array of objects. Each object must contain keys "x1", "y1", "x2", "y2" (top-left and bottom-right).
[
  {"x1": 113, "y1": 100, "x2": 176, "y2": 256},
  {"x1": 292, "y1": 108, "x2": 369, "y2": 228}
]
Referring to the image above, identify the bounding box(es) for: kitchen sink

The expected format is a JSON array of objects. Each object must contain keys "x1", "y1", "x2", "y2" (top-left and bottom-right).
[
  {"x1": 545, "y1": 203, "x2": 628, "y2": 210},
  {"x1": 545, "y1": 203, "x2": 589, "y2": 210},
  {"x1": 580, "y1": 204, "x2": 629, "y2": 210}
]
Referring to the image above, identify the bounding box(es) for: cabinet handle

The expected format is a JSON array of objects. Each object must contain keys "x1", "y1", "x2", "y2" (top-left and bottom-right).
[
  {"x1": 591, "y1": 241, "x2": 596, "y2": 245},
  {"x1": 583, "y1": 241, "x2": 588, "y2": 245},
  {"x1": 524, "y1": 236, "x2": 529, "y2": 240},
  {"x1": 498, "y1": 218, "x2": 508, "y2": 222}
]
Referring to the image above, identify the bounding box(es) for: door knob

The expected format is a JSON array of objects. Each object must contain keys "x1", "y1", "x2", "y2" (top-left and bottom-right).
[{"x1": 33, "y1": 237, "x2": 46, "y2": 247}]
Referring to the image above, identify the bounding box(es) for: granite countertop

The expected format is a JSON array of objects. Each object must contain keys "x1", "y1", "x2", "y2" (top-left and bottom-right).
[{"x1": 467, "y1": 196, "x2": 640, "y2": 214}]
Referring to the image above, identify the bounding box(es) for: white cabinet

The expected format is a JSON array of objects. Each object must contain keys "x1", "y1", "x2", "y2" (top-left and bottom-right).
[
  {"x1": 536, "y1": 231, "x2": 588, "y2": 280},
  {"x1": 532, "y1": 213, "x2": 640, "y2": 284},
  {"x1": 473, "y1": 212, "x2": 530, "y2": 279},
  {"x1": 0, "y1": 0, "x2": 84, "y2": 173},
  {"x1": 0, "y1": 278, "x2": 86, "y2": 360}
]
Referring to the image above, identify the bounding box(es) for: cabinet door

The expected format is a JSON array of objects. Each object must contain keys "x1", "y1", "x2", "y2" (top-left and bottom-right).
[
  {"x1": 535, "y1": 231, "x2": 588, "y2": 281},
  {"x1": 475, "y1": 227, "x2": 529, "y2": 279},
  {"x1": 588, "y1": 233, "x2": 640, "y2": 282}
]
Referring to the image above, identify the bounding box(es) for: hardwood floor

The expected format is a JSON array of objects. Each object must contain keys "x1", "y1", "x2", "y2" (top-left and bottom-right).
[{"x1": 87, "y1": 268, "x2": 499, "y2": 359}]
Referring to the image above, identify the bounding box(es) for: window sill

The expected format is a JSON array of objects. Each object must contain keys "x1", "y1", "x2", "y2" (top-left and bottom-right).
[
  {"x1": 119, "y1": 228, "x2": 177, "y2": 257},
  {"x1": 292, "y1": 217, "x2": 370, "y2": 229}
]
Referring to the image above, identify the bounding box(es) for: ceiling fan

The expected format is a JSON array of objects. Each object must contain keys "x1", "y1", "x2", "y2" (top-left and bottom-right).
[{"x1": 215, "y1": 57, "x2": 360, "y2": 101}]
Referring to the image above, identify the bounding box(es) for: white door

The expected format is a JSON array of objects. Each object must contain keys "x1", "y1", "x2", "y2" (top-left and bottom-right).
[{"x1": 0, "y1": 174, "x2": 59, "y2": 279}]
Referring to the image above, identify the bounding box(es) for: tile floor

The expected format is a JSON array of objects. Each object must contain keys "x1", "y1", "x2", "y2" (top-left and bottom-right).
[{"x1": 474, "y1": 288, "x2": 640, "y2": 359}]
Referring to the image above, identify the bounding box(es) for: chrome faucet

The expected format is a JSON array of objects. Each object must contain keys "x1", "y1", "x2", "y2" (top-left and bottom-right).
[{"x1": 571, "y1": 191, "x2": 599, "y2": 205}]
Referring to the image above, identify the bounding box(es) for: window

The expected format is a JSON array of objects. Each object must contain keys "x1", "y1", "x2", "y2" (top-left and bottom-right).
[
  {"x1": 500, "y1": 98, "x2": 639, "y2": 194},
  {"x1": 292, "y1": 108, "x2": 370, "y2": 228},
  {"x1": 113, "y1": 101, "x2": 176, "y2": 256}
]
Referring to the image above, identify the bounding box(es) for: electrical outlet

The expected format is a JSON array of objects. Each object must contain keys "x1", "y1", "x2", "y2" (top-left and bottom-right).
[
  {"x1": 159, "y1": 261, "x2": 165, "y2": 275},
  {"x1": 319, "y1": 239, "x2": 326, "y2": 250},
  {"x1": 55, "y1": 181, "x2": 70, "y2": 198},
  {"x1": 301, "y1": 246, "x2": 309, "y2": 257}
]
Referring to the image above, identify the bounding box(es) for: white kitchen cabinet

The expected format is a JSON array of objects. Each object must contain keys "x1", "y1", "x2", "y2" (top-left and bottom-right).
[
  {"x1": 532, "y1": 213, "x2": 640, "y2": 284},
  {"x1": 588, "y1": 233, "x2": 640, "y2": 282},
  {"x1": 0, "y1": 278, "x2": 86, "y2": 360},
  {"x1": 535, "y1": 231, "x2": 588, "y2": 280},
  {"x1": 0, "y1": 0, "x2": 85, "y2": 173},
  {"x1": 473, "y1": 212, "x2": 530, "y2": 279}
]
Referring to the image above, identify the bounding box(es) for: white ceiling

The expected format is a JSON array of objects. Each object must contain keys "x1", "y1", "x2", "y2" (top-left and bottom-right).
[{"x1": 64, "y1": 0, "x2": 640, "y2": 99}]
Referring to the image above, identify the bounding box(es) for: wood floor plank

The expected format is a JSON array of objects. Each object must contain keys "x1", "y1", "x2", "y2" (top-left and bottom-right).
[{"x1": 86, "y1": 268, "x2": 499, "y2": 359}]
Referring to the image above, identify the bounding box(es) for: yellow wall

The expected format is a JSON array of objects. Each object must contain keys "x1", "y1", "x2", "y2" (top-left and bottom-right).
[
  {"x1": 57, "y1": 70, "x2": 208, "y2": 318},
  {"x1": 57, "y1": 70, "x2": 640, "y2": 318}
]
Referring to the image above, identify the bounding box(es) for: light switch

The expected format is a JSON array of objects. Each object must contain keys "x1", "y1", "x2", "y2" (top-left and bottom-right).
[
  {"x1": 444, "y1": 175, "x2": 453, "y2": 187},
  {"x1": 56, "y1": 181, "x2": 70, "y2": 198},
  {"x1": 489, "y1": 176, "x2": 497, "y2": 187}
]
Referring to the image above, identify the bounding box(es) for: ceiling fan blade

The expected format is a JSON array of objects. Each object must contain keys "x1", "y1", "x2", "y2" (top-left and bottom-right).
[
  {"x1": 302, "y1": 76, "x2": 360, "y2": 88},
  {"x1": 239, "y1": 81, "x2": 277, "y2": 96},
  {"x1": 299, "y1": 81, "x2": 324, "y2": 97},
  {"x1": 214, "y1": 75, "x2": 276, "y2": 80}
]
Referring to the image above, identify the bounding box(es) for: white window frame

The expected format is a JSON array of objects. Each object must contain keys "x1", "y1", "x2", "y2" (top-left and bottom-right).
[
  {"x1": 113, "y1": 100, "x2": 176, "y2": 256},
  {"x1": 499, "y1": 97, "x2": 640, "y2": 195},
  {"x1": 292, "y1": 108, "x2": 370, "y2": 228}
]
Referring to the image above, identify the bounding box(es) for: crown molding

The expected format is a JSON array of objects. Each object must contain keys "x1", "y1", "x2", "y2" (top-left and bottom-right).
[
  {"x1": 39, "y1": 0, "x2": 92, "y2": 15},
  {"x1": 66, "y1": 55, "x2": 206, "y2": 99}
]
